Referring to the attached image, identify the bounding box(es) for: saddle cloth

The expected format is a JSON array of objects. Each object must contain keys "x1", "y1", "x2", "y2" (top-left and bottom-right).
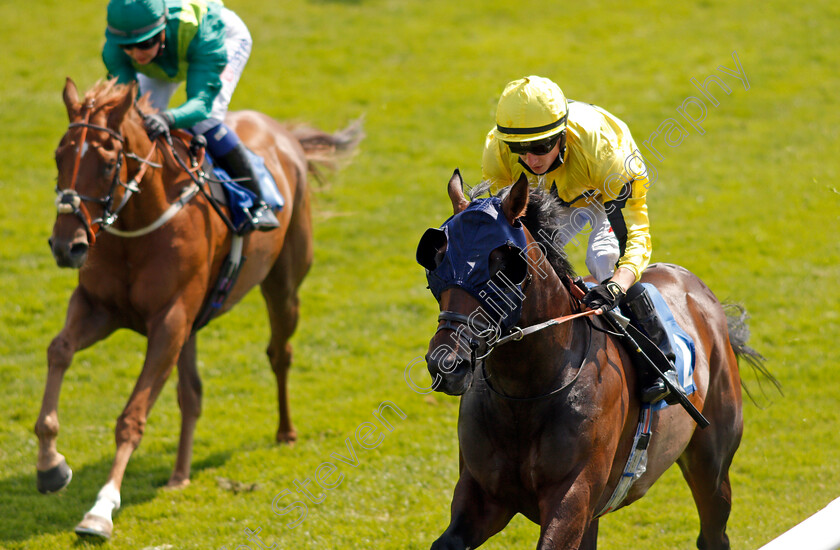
[
  {"x1": 640, "y1": 283, "x2": 697, "y2": 411},
  {"x1": 204, "y1": 148, "x2": 285, "y2": 228}
]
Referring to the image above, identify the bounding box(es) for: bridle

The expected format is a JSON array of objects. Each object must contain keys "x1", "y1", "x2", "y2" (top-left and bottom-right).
[
  {"x1": 434, "y1": 275, "x2": 602, "y2": 401},
  {"x1": 56, "y1": 101, "x2": 161, "y2": 244}
]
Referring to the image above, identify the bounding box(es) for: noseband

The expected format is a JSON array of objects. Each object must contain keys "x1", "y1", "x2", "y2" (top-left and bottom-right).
[{"x1": 435, "y1": 310, "x2": 497, "y2": 363}]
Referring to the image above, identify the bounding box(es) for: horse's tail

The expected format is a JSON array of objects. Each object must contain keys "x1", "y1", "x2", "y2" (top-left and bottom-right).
[
  {"x1": 724, "y1": 303, "x2": 782, "y2": 404},
  {"x1": 291, "y1": 117, "x2": 365, "y2": 188}
]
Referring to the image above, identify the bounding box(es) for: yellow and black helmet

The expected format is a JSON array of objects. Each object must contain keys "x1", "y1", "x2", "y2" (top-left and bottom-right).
[{"x1": 493, "y1": 76, "x2": 568, "y2": 143}]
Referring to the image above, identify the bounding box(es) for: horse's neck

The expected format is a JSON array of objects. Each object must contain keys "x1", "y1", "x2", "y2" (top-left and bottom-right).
[
  {"x1": 486, "y1": 268, "x2": 583, "y2": 393},
  {"x1": 119, "y1": 126, "x2": 189, "y2": 224},
  {"x1": 520, "y1": 268, "x2": 574, "y2": 328}
]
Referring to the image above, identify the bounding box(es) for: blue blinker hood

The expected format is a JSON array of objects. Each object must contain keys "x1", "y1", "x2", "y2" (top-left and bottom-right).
[{"x1": 418, "y1": 197, "x2": 529, "y2": 332}]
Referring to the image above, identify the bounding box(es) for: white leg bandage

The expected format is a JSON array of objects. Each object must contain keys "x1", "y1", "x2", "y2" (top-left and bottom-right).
[{"x1": 87, "y1": 481, "x2": 121, "y2": 521}]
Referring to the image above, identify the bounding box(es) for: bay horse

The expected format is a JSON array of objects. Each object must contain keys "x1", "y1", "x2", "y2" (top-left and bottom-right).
[
  {"x1": 419, "y1": 171, "x2": 772, "y2": 549},
  {"x1": 37, "y1": 78, "x2": 361, "y2": 540}
]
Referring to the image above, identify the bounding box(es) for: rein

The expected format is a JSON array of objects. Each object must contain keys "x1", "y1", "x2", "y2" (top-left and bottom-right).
[
  {"x1": 492, "y1": 309, "x2": 600, "y2": 347},
  {"x1": 437, "y1": 275, "x2": 603, "y2": 401},
  {"x1": 477, "y1": 303, "x2": 601, "y2": 401}
]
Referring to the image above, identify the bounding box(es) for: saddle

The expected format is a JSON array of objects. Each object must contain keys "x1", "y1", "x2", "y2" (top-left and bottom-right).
[
  {"x1": 567, "y1": 276, "x2": 697, "y2": 409},
  {"x1": 202, "y1": 146, "x2": 285, "y2": 231}
]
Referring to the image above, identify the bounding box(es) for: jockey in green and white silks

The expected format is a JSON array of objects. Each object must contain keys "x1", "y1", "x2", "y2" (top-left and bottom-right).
[{"x1": 103, "y1": 0, "x2": 279, "y2": 231}]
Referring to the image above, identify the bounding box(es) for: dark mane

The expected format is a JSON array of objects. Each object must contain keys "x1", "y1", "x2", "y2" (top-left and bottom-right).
[{"x1": 469, "y1": 181, "x2": 576, "y2": 280}]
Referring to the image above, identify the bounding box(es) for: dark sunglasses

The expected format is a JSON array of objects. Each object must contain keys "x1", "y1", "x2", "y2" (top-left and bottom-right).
[
  {"x1": 505, "y1": 131, "x2": 564, "y2": 156},
  {"x1": 120, "y1": 33, "x2": 162, "y2": 51}
]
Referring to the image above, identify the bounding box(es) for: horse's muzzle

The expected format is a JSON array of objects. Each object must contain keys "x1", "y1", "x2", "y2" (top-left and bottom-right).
[
  {"x1": 425, "y1": 342, "x2": 474, "y2": 396},
  {"x1": 49, "y1": 236, "x2": 89, "y2": 269}
]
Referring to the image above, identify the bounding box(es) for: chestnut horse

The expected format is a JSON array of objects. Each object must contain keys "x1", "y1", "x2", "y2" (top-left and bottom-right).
[
  {"x1": 37, "y1": 78, "x2": 361, "y2": 539},
  {"x1": 420, "y1": 172, "x2": 771, "y2": 549}
]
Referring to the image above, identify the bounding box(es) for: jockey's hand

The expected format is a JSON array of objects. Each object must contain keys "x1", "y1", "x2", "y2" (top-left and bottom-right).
[
  {"x1": 144, "y1": 112, "x2": 173, "y2": 141},
  {"x1": 582, "y1": 281, "x2": 625, "y2": 313}
]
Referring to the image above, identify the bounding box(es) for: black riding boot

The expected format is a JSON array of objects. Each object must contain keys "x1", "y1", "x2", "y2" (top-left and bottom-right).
[
  {"x1": 215, "y1": 142, "x2": 280, "y2": 232},
  {"x1": 621, "y1": 283, "x2": 682, "y2": 404}
]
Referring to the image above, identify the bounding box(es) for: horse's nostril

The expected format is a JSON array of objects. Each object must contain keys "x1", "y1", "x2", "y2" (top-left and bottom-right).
[
  {"x1": 48, "y1": 237, "x2": 54, "y2": 249},
  {"x1": 70, "y1": 242, "x2": 89, "y2": 257}
]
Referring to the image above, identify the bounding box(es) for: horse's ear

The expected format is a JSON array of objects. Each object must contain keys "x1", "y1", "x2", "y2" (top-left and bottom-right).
[
  {"x1": 448, "y1": 168, "x2": 468, "y2": 215},
  {"x1": 107, "y1": 82, "x2": 137, "y2": 129},
  {"x1": 502, "y1": 172, "x2": 529, "y2": 225},
  {"x1": 63, "y1": 77, "x2": 80, "y2": 121}
]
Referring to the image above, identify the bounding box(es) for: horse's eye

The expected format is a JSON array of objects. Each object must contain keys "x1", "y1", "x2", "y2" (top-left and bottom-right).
[
  {"x1": 102, "y1": 160, "x2": 117, "y2": 177},
  {"x1": 490, "y1": 246, "x2": 528, "y2": 286}
]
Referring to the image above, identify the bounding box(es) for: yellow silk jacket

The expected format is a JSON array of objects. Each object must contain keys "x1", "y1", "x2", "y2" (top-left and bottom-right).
[{"x1": 482, "y1": 101, "x2": 653, "y2": 281}]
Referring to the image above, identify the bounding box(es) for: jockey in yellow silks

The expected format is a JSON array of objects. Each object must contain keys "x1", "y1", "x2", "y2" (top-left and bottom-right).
[{"x1": 482, "y1": 76, "x2": 683, "y2": 404}]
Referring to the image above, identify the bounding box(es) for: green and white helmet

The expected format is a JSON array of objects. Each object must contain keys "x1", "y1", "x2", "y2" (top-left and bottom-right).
[{"x1": 106, "y1": 0, "x2": 166, "y2": 45}]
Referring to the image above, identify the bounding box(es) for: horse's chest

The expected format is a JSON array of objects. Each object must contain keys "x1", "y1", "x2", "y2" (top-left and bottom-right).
[{"x1": 458, "y1": 409, "x2": 579, "y2": 499}]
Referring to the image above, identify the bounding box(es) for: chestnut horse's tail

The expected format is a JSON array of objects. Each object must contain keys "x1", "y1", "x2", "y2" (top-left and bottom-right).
[
  {"x1": 724, "y1": 303, "x2": 783, "y2": 403},
  {"x1": 291, "y1": 117, "x2": 365, "y2": 188}
]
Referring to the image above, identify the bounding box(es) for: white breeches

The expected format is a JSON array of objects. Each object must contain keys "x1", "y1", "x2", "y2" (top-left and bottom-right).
[{"x1": 552, "y1": 203, "x2": 621, "y2": 283}]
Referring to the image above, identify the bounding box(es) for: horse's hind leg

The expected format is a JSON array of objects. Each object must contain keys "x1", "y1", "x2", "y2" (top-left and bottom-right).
[
  {"x1": 35, "y1": 288, "x2": 118, "y2": 494},
  {"x1": 678, "y1": 448, "x2": 736, "y2": 550},
  {"x1": 262, "y1": 275, "x2": 301, "y2": 444},
  {"x1": 261, "y1": 209, "x2": 312, "y2": 444},
  {"x1": 678, "y1": 350, "x2": 743, "y2": 550},
  {"x1": 168, "y1": 333, "x2": 201, "y2": 488}
]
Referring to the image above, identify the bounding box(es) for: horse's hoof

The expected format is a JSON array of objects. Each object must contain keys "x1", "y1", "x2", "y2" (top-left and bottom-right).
[
  {"x1": 36, "y1": 458, "x2": 73, "y2": 494},
  {"x1": 75, "y1": 512, "x2": 113, "y2": 540},
  {"x1": 276, "y1": 430, "x2": 297, "y2": 445},
  {"x1": 165, "y1": 477, "x2": 191, "y2": 490}
]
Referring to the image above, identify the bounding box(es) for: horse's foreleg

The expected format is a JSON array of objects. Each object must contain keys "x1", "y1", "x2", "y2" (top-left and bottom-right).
[
  {"x1": 430, "y1": 470, "x2": 514, "y2": 550},
  {"x1": 169, "y1": 333, "x2": 201, "y2": 488},
  {"x1": 75, "y1": 305, "x2": 189, "y2": 540},
  {"x1": 536, "y1": 478, "x2": 595, "y2": 550},
  {"x1": 35, "y1": 288, "x2": 118, "y2": 494},
  {"x1": 579, "y1": 518, "x2": 600, "y2": 550}
]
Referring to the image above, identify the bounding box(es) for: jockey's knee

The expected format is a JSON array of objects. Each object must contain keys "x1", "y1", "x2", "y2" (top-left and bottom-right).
[
  {"x1": 585, "y1": 250, "x2": 620, "y2": 282},
  {"x1": 197, "y1": 121, "x2": 242, "y2": 157}
]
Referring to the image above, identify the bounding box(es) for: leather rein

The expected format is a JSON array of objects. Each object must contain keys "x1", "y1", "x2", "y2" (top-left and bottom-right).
[{"x1": 436, "y1": 276, "x2": 602, "y2": 401}]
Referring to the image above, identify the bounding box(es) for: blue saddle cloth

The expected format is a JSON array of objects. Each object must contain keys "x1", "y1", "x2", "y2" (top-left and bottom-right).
[
  {"x1": 588, "y1": 282, "x2": 697, "y2": 410},
  {"x1": 641, "y1": 283, "x2": 697, "y2": 411},
  {"x1": 205, "y1": 148, "x2": 284, "y2": 228}
]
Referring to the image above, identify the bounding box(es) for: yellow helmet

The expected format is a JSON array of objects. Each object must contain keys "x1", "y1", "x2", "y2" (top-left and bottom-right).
[{"x1": 493, "y1": 76, "x2": 568, "y2": 143}]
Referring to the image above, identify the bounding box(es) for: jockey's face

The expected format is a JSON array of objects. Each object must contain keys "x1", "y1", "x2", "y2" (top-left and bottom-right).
[
  {"x1": 121, "y1": 31, "x2": 163, "y2": 65},
  {"x1": 519, "y1": 142, "x2": 560, "y2": 175}
]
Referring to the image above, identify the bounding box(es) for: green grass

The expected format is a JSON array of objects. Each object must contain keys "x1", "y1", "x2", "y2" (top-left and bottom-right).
[{"x1": 1, "y1": 0, "x2": 838, "y2": 548}]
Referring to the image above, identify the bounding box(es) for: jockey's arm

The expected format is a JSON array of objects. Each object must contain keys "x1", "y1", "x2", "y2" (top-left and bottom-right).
[
  {"x1": 165, "y1": 21, "x2": 227, "y2": 129},
  {"x1": 482, "y1": 132, "x2": 514, "y2": 195},
  {"x1": 608, "y1": 266, "x2": 638, "y2": 294},
  {"x1": 600, "y1": 176, "x2": 652, "y2": 286}
]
